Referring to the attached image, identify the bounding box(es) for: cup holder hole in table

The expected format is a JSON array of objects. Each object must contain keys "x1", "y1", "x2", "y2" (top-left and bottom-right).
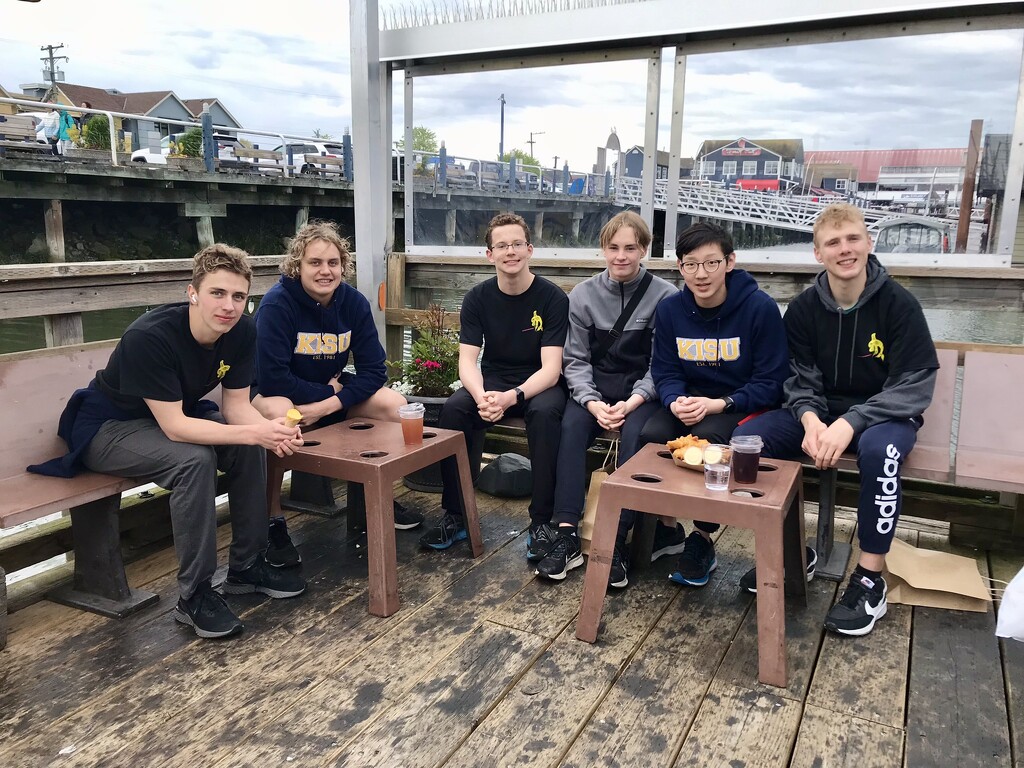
[
  {"x1": 423, "y1": 431, "x2": 437, "y2": 439},
  {"x1": 731, "y1": 488, "x2": 764, "y2": 498},
  {"x1": 656, "y1": 450, "x2": 672, "y2": 459},
  {"x1": 630, "y1": 473, "x2": 663, "y2": 484},
  {"x1": 348, "y1": 422, "x2": 375, "y2": 430},
  {"x1": 758, "y1": 463, "x2": 777, "y2": 472},
  {"x1": 359, "y1": 450, "x2": 388, "y2": 458}
]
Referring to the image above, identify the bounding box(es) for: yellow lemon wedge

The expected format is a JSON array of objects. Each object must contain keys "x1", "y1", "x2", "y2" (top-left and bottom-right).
[
  {"x1": 703, "y1": 446, "x2": 724, "y2": 465},
  {"x1": 284, "y1": 408, "x2": 303, "y2": 427},
  {"x1": 683, "y1": 446, "x2": 704, "y2": 466}
]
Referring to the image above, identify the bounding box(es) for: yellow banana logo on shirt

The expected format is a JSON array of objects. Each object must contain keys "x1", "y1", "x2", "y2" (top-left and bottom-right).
[
  {"x1": 531, "y1": 311, "x2": 543, "y2": 332},
  {"x1": 868, "y1": 333, "x2": 885, "y2": 361},
  {"x1": 217, "y1": 360, "x2": 231, "y2": 379}
]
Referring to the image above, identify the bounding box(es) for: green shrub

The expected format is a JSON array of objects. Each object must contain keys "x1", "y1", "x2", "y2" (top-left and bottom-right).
[
  {"x1": 177, "y1": 128, "x2": 203, "y2": 157},
  {"x1": 82, "y1": 115, "x2": 111, "y2": 150}
]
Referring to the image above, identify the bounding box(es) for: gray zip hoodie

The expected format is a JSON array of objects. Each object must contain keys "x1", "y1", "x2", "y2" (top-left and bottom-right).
[{"x1": 562, "y1": 265, "x2": 677, "y2": 407}]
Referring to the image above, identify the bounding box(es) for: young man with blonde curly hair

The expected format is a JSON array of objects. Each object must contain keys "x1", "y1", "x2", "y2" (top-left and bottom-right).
[
  {"x1": 252, "y1": 220, "x2": 423, "y2": 556},
  {"x1": 31, "y1": 244, "x2": 307, "y2": 639}
]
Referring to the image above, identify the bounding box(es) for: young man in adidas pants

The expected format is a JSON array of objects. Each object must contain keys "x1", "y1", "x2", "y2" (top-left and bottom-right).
[
  {"x1": 535, "y1": 211, "x2": 678, "y2": 587},
  {"x1": 733, "y1": 203, "x2": 938, "y2": 636}
]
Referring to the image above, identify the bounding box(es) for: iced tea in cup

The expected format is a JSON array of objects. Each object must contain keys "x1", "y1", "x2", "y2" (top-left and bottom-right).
[
  {"x1": 730, "y1": 435, "x2": 763, "y2": 484},
  {"x1": 398, "y1": 402, "x2": 426, "y2": 445}
]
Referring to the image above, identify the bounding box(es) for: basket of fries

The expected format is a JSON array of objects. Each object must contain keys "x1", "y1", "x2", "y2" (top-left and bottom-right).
[{"x1": 666, "y1": 435, "x2": 729, "y2": 471}]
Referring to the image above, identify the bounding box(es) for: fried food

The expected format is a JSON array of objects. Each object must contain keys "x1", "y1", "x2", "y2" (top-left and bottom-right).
[
  {"x1": 668, "y1": 435, "x2": 712, "y2": 467},
  {"x1": 666, "y1": 434, "x2": 710, "y2": 452}
]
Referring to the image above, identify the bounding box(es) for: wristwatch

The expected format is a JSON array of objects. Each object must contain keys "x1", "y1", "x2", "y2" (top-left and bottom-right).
[
  {"x1": 721, "y1": 396, "x2": 736, "y2": 413},
  {"x1": 514, "y1": 387, "x2": 526, "y2": 405}
]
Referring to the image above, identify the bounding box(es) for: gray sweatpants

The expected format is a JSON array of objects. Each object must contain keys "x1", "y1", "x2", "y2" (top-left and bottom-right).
[{"x1": 82, "y1": 412, "x2": 267, "y2": 600}]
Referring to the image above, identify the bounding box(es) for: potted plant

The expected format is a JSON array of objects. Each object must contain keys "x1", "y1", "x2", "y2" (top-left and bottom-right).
[
  {"x1": 65, "y1": 114, "x2": 130, "y2": 164},
  {"x1": 166, "y1": 127, "x2": 206, "y2": 171},
  {"x1": 388, "y1": 303, "x2": 461, "y2": 491}
]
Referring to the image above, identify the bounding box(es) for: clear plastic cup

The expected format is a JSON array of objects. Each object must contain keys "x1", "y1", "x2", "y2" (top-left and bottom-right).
[
  {"x1": 703, "y1": 444, "x2": 731, "y2": 491},
  {"x1": 730, "y1": 435, "x2": 763, "y2": 484},
  {"x1": 398, "y1": 402, "x2": 426, "y2": 445}
]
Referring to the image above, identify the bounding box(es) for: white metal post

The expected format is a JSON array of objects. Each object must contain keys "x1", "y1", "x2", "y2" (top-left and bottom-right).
[
  {"x1": 383, "y1": 66, "x2": 395, "y2": 254},
  {"x1": 663, "y1": 50, "x2": 686, "y2": 258},
  {"x1": 640, "y1": 53, "x2": 662, "y2": 228},
  {"x1": 996, "y1": 42, "x2": 1024, "y2": 266},
  {"x1": 350, "y1": 0, "x2": 388, "y2": 337},
  {"x1": 404, "y1": 74, "x2": 415, "y2": 250}
]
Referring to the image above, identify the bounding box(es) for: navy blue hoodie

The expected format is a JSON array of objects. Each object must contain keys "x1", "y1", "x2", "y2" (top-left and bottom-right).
[
  {"x1": 651, "y1": 269, "x2": 789, "y2": 413},
  {"x1": 255, "y1": 276, "x2": 386, "y2": 410}
]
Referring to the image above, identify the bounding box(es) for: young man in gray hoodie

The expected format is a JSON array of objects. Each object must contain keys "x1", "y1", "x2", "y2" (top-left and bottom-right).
[{"x1": 535, "y1": 211, "x2": 679, "y2": 587}]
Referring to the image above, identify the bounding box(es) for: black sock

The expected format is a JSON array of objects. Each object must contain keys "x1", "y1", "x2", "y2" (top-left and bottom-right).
[{"x1": 854, "y1": 564, "x2": 883, "y2": 583}]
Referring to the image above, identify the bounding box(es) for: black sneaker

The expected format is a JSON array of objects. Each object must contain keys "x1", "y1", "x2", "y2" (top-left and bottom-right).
[
  {"x1": 536, "y1": 529, "x2": 584, "y2": 581},
  {"x1": 739, "y1": 546, "x2": 818, "y2": 594},
  {"x1": 609, "y1": 545, "x2": 629, "y2": 589},
  {"x1": 825, "y1": 573, "x2": 888, "y2": 636},
  {"x1": 651, "y1": 522, "x2": 687, "y2": 562},
  {"x1": 394, "y1": 500, "x2": 424, "y2": 530},
  {"x1": 669, "y1": 532, "x2": 717, "y2": 587},
  {"x1": 525, "y1": 522, "x2": 557, "y2": 562},
  {"x1": 173, "y1": 582, "x2": 243, "y2": 639},
  {"x1": 266, "y1": 516, "x2": 301, "y2": 568},
  {"x1": 419, "y1": 512, "x2": 468, "y2": 550},
  {"x1": 222, "y1": 553, "x2": 307, "y2": 598}
]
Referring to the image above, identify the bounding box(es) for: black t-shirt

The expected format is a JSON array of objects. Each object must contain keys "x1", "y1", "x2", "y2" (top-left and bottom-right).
[
  {"x1": 460, "y1": 275, "x2": 569, "y2": 381},
  {"x1": 95, "y1": 303, "x2": 256, "y2": 417}
]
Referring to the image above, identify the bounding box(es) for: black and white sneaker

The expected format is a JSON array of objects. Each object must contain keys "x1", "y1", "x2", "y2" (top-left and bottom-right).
[
  {"x1": 266, "y1": 516, "x2": 301, "y2": 568},
  {"x1": 222, "y1": 553, "x2": 307, "y2": 599},
  {"x1": 393, "y1": 500, "x2": 424, "y2": 530},
  {"x1": 536, "y1": 529, "x2": 584, "y2": 581},
  {"x1": 825, "y1": 573, "x2": 887, "y2": 636},
  {"x1": 609, "y1": 545, "x2": 629, "y2": 589},
  {"x1": 174, "y1": 582, "x2": 243, "y2": 639},
  {"x1": 669, "y1": 532, "x2": 717, "y2": 587},
  {"x1": 651, "y1": 522, "x2": 687, "y2": 562},
  {"x1": 525, "y1": 522, "x2": 558, "y2": 562},
  {"x1": 739, "y1": 546, "x2": 818, "y2": 594},
  {"x1": 419, "y1": 512, "x2": 468, "y2": 550}
]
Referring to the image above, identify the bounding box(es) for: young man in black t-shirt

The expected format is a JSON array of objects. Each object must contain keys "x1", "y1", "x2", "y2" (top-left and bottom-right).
[
  {"x1": 420, "y1": 213, "x2": 569, "y2": 553},
  {"x1": 70, "y1": 246, "x2": 306, "y2": 638},
  {"x1": 734, "y1": 204, "x2": 939, "y2": 637}
]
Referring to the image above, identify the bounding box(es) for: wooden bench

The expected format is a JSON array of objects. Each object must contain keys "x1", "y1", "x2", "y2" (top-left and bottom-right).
[
  {"x1": 233, "y1": 147, "x2": 285, "y2": 175},
  {"x1": 302, "y1": 153, "x2": 346, "y2": 178},
  {"x1": 0, "y1": 342, "x2": 159, "y2": 648},
  {"x1": 0, "y1": 115, "x2": 52, "y2": 158}
]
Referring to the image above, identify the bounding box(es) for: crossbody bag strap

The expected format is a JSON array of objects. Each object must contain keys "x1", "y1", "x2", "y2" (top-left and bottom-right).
[{"x1": 590, "y1": 270, "x2": 654, "y2": 368}]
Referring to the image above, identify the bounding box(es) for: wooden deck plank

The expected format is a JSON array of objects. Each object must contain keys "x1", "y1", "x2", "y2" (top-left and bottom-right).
[
  {"x1": 440, "y1": 556, "x2": 682, "y2": 767},
  {"x1": 905, "y1": 533, "x2": 1012, "y2": 768},
  {"x1": 560, "y1": 527, "x2": 755, "y2": 767},
  {"x1": 0, "y1": 494, "x2": 516, "y2": 766},
  {"x1": 673, "y1": 678, "x2": 802, "y2": 768},
  {"x1": 332, "y1": 622, "x2": 547, "y2": 767},
  {"x1": 790, "y1": 703, "x2": 905, "y2": 768},
  {"x1": 804, "y1": 528, "x2": 916, "y2": 730},
  {"x1": 717, "y1": 516, "x2": 853, "y2": 703},
  {"x1": 991, "y1": 551, "x2": 1024, "y2": 768}
]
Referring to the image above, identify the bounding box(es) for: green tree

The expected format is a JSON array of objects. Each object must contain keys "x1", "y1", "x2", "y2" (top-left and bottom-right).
[
  {"x1": 500, "y1": 148, "x2": 540, "y2": 170},
  {"x1": 82, "y1": 115, "x2": 112, "y2": 150},
  {"x1": 312, "y1": 128, "x2": 334, "y2": 139},
  {"x1": 397, "y1": 125, "x2": 438, "y2": 153}
]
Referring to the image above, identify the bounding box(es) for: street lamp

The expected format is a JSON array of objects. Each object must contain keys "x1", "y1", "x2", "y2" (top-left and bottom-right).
[{"x1": 498, "y1": 93, "x2": 506, "y2": 159}]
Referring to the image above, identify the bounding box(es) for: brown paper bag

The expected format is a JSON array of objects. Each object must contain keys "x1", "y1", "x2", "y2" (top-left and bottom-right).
[
  {"x1": 580, "y1": 439, "x2": 618, "y2": 556},
  {"x1": 885, "y1": 538, "x2": 991, "y2": 612}
]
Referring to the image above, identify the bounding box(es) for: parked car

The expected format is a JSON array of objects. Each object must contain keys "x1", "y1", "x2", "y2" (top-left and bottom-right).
[
  {"x1": 270, "y1": 142, "x2": 346, "y2": 174},
  {"x1": 131, "y1": 132, "x2": 243, "y2": 164}
]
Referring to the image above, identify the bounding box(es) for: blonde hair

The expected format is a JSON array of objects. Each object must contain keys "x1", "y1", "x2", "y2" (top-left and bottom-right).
[
  {"x1": 280, "y1": 220, "x2": 352, "y2": 278},
  {"x1": 192, "y1": 243, "x2": 252, "y2": 289},
  {"x1": 600, "y1": 211, "x2": 651, "y2": 251},
  {"x1": 813, "y1": 204, "x2": 867, "y2": 246}
]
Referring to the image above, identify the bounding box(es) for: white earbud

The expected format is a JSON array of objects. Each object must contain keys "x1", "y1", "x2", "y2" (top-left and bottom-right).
[{"x1": 190, "y1": 295, "x2": 197, "y2": 304}]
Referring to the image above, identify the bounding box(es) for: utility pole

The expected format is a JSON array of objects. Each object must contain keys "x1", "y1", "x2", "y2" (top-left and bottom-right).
[
  {"x1": 40, "y1": 43, "x2": 69, "y2": 85},
  {"x1": 527, "y1": 130, "x2": 545, "y2": 158},
  {"x1": 498, "y1": 93, "x2": 506, "y2": 159}
]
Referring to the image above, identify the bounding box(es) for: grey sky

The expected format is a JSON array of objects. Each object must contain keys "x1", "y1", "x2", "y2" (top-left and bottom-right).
[{"x1": 1, "y1": 1, "x2": 1020, "y2": 172}]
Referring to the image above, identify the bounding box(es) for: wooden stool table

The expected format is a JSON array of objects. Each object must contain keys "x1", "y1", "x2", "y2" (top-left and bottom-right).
[
  {"x1": 267, "y1": 418, "x2": 483, "y2": 618},
  {"x1": 575, "y1": 443, "x2": 807, "y2": 687}
]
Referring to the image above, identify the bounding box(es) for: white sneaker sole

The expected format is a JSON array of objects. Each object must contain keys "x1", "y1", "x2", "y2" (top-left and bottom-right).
[
  {"x1": 221, "y1": 581, "x2": 306, "y2": 599},
  {"x1": 826, "y1": 601, "x2": 887, "y2": 636},
  {"x1": 173, "y1": 606, "x2": 243, "y2": 639},
  {"x1": 536, "y1": 553, "x2": 585, "y2": 581}
]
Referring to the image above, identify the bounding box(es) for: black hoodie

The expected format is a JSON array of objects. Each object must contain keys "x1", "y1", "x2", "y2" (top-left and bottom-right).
[{"x1": 783, "y1": 255, "x2": 939, "y2": 434}]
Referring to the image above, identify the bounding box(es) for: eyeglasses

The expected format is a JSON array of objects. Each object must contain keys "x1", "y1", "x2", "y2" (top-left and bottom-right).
[
  {"x1": 680, "y1": 259, "x2": 724, "y2": 275},
  {"x1": 490, "y1": 241, "x2": 530, "y2": 254}
]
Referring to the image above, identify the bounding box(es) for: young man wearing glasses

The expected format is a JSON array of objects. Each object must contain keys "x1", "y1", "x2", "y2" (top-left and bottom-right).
[
  {"x1": 733, "y1": 204, "x2": 938, "y2": 636},
  {"x1": 535, "y1": 211, "x2": 678, "y2": 587},
  {"x1": 643, "y1": 222, "x2": 790, "y2": 587},
  {"x1": 420, "y1": 212, "x2": 569, "y2": 552}
]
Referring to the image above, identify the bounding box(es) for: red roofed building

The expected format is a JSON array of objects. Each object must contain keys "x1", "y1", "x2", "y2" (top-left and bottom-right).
[{"x1": 804, "y1": 147, "x2": 967, "y2": 210}]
